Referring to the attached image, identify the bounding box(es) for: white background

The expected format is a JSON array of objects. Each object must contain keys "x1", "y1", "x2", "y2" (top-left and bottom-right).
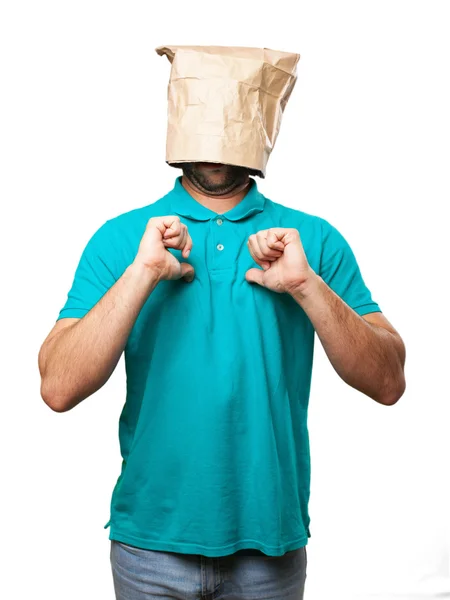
[{"x1": 1, "y1": 1, "x2": 449, "y2": 599}]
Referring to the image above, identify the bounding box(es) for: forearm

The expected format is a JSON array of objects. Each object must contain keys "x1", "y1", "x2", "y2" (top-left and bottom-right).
[
  {"x1": 40, "y1": 261, "x2": 159, "y2": 411},
  {"x1": 290, "y1": 272, "x2": 405, "y2": 405}
]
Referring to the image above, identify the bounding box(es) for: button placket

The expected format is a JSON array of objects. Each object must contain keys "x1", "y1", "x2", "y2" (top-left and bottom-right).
[
  {"x1": 211, "y1": 215, "x2": 230, "y2": 270},
  {"x1": 216, "y1": 215, "x2": 225, "y2": 252}
]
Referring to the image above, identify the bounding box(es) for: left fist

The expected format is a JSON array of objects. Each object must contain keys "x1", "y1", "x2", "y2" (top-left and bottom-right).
[{"x1": 245, "y1": 228, "x2": 313, "y2": 294}]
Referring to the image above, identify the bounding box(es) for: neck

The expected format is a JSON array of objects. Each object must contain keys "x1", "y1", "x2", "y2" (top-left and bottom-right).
[{"x1": 181, "y1": 175, "x2": 252, "y2": 213}]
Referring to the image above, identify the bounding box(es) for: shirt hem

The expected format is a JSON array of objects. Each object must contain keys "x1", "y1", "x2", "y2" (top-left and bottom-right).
[{"x1": 107, "y1": 525, "x2": 308, "y2": 557}]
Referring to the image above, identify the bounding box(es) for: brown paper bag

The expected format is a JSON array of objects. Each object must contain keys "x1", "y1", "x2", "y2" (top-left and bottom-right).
[{"x1": 155, "y1": 45, "x2": 300, "y2": 178}]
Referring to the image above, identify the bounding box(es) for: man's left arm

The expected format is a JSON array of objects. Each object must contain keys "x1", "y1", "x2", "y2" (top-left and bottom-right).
[
  {"x1": 290, "y1": 274, "x2": 406, "y2": 406},
  {"x1": 245, "y1": 220, "x2": 406, "y2": 406}
]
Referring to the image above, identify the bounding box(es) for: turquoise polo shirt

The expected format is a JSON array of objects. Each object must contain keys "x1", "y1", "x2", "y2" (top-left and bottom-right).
[{"x1": 57, "y1": 175, "x2": 381, "y2": 557}]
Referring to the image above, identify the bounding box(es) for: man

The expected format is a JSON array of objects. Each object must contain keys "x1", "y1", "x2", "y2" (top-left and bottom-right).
[{"x1": 38, "y1": 47, "x2": 406, "y2": 600}]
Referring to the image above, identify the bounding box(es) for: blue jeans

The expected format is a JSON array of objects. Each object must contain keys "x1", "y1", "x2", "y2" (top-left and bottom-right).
[{"x1": 110, "y1": 540, "x2": 307, "y2": 599}]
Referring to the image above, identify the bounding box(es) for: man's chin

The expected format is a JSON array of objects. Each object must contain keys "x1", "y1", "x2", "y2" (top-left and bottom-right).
[
  {"x1": 189, "y1": 177, "x2": 234, "y2": 194},
  {"x1": 182, "y1": 163, "x2": 248, "y2": 194}
]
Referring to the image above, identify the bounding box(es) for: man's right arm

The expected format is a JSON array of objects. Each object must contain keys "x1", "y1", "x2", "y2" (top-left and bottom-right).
[
  {"x1": 38, "y1": 215, "x2": 194, "y2": 413},
  {"x1": 38, "y1": 261, "x2": 159, "y2": 413}
]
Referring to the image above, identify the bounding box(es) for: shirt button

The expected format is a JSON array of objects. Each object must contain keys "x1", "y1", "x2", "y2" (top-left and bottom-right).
[
  {"x1": 216, "y1": 218, "x2": 223, "y2": 226},
  {"x1": 217, "y1": 243, "x2": 224, "y2": 251}
]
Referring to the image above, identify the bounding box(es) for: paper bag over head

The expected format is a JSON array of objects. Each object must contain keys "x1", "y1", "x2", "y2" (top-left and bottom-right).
[{"x1": 155, "y1": 45, "x2": 300, "y2": 178}]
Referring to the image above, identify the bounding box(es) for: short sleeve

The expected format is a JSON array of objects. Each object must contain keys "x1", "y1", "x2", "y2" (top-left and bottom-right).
[
  {"x1": 318, "y1": 218, "x2": 381, "y2": 316},
  {"x1": 56, "y1": 220, "x2": 118, "y2": 321}
]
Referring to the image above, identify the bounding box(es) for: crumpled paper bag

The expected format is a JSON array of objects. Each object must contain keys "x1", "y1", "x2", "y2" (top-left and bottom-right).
[{"x1": 155, "y1": 45, "x2": 300, "y2": 178}]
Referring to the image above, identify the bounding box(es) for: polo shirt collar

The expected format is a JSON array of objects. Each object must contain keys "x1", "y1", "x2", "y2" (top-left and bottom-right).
[{"x1": 169, "y1": 176, "x2": 265, "y2": 221}]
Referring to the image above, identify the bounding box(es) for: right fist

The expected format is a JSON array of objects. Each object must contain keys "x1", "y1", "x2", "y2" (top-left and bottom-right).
[{"x1": 133, "y1": 216, "x2": 195, "y2": 282}]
